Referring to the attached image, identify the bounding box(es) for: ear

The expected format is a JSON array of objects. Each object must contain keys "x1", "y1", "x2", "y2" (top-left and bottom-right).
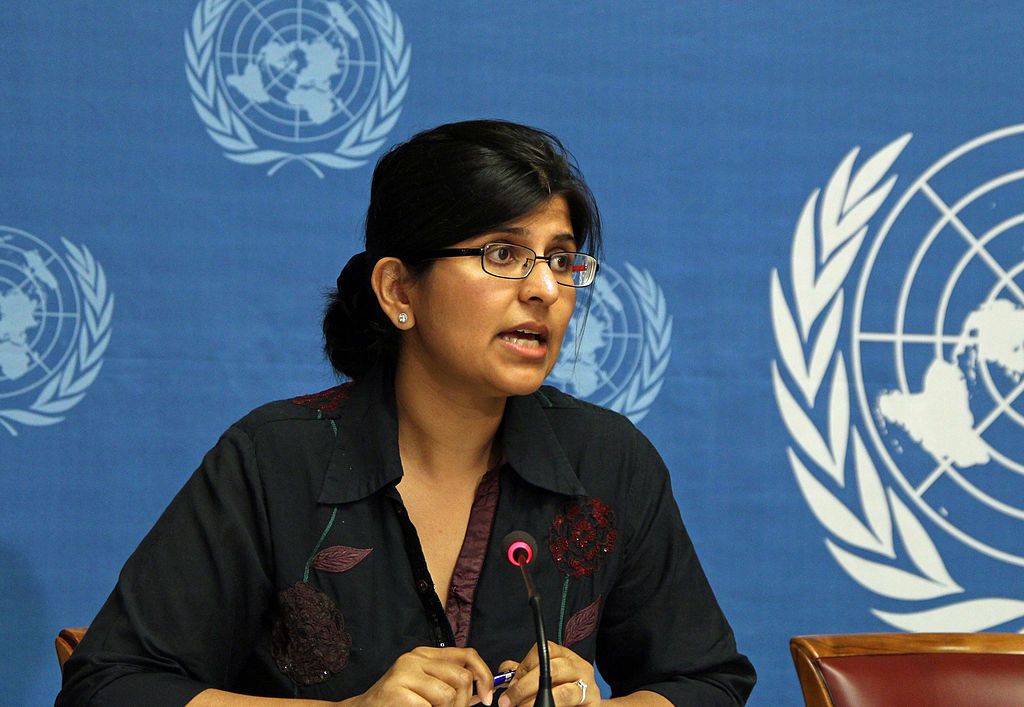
[{"x1": 370, "y1": 257, "x2": 415, "y2": 328}]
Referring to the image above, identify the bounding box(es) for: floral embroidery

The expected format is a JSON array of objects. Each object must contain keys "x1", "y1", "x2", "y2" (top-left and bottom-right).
[
  {"x1": 549, "y1": 497, "x2": 617, "y2": 644},
  {"x1": 563, "y1": 595, "x2": 602, "y2": 648},
  {"x1": 290, "y1": 383, "x2": 352, "y2": 413},
  {"x1": 272, "y1": 582, "x2": 351, "y2": 686},
  {"x1": 548, "y1": 497, "x2": 617, "y2": 578},
  {"x1": 312, "y1": 545, "x2": 373, "y2": 573}
]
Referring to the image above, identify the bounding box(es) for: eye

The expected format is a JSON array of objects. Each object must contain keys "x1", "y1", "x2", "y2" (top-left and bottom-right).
[
  {"x1": 549, "y1": 253, "x2": 572, "y2": 273},
  {"x1": 484, "y1": 244, "x2": 517, "y2": 266}
]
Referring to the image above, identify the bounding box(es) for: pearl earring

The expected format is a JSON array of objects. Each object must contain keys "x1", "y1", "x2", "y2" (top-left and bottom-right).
[{"x1": 397, "y1": 312, "x2": 409, "y2": 324}]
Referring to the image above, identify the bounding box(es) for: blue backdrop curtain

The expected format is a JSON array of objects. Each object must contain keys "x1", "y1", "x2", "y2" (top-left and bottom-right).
[{"x1": 5, "y1": 3, "x2": 1024, "y2": 704}]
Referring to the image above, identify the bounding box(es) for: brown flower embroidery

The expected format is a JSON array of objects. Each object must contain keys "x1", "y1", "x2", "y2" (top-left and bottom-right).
[
  {"x1": 272, "y1": 582, "x2": 351, "y2": 685},
  {"x1": 549, "y1": 497, "x2": 617, "y2": 578}
]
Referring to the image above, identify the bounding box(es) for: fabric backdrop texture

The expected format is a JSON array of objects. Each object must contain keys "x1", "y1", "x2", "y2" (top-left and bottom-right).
[{"x1": 4, "y1": 2, "x2": 1024, "y2": 705}]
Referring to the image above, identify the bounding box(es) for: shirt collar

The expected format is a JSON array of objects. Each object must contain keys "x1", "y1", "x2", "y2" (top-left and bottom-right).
[
  {"x1": 318, "y1": 366, "x2": 404, "y2": 504},
  {"x1": 501, "y1": 391, "x2": 587, "y2": 497},
  {"x1": 318, "y1": 368, "x2": 587, "y2": 504}
]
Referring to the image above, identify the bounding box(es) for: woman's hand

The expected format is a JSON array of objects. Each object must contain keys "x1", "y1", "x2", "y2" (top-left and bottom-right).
[
  {"x1": 496, "y1": 642, "x2": 600, "y2": 707},
  {"x1": 346, "y1": 646, "x2": 494, "y2": 707}
]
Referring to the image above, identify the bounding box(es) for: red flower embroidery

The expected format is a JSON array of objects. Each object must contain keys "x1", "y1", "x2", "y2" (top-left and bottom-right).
[
  {"x1": 290, "y1": 383, "x2": 352, "y2": 413},
  {"x1": 548, "y1": 497, "x2": 617, "y2": 578}
]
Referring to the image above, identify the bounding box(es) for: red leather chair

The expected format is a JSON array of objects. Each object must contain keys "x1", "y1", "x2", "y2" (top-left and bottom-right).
[
  {"x1": 55, "y1": 627, "x2": 87, "y2": 671},
  {"x1": 790, "y1": 633, "x2": 1024, "y2": 706}
]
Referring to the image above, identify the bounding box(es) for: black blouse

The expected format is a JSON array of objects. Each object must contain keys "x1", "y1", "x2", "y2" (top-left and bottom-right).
[{"x1": 57, "y1": 367, "x2": 755, "y2": 705}]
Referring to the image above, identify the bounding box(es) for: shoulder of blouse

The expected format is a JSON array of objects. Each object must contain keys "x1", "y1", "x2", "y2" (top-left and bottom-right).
[
  {"x1": 534, "y1": 384, "x2": 641, "y2": 441},
  {"x1": 531, "y1": 384, "x2": 665, "y2": 505},
  {"x1": 231, "y1": 382, "x2": 356, "y2": 432}
]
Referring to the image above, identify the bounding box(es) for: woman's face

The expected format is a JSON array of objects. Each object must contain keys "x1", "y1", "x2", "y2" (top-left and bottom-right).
[{"x1": 401, "y1": 195, "x2": 577, "y2": 401}]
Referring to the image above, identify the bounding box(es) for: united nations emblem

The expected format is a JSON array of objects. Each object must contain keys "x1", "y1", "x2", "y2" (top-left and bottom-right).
[
  {"x1": 549, "y1": 263, "x2": 671, "y2": 424},
  {"x1": 772, "y1": 126, "x2": 1024, "y2": 632},
  {"x1": 0, "y1": 228, "x2": 113, "y2": 436},
  {"x1": 185, "y1": 0, "x2": 410, "y2": 176}
]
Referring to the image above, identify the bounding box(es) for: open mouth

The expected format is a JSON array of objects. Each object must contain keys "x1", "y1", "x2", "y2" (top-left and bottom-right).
[{"x1": 499, "y1": 328, "x2": 548, "y2": 349}]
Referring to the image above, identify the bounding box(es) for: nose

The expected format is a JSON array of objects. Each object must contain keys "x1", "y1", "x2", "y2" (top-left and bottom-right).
[
  {"x1": 520, "y1": 257, "x2": 569, "y2": 303},
  {"x1": 519, "y1": 258, "x2": 562, "y2": 304}
]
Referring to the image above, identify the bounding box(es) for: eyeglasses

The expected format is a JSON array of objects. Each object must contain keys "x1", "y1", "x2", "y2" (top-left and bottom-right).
[{"x1": 414, "y1": 242, "x2": 600, "y2": 288}]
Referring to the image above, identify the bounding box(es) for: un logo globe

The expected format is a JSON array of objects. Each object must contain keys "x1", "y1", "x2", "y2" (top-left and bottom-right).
[
  {"x1": 549, "y1": 263, "x2": 671, "y2": 423},
  {"x1": 187, "y1": 0, "x2": 409, "y2": 175},
  {"x1": 853, "y1": 127, "x2": 1024, "y2": 564},
  {"x1": 216, "y1": 0, "x2": 381, "y2": 142},
  {"x1": 0, "y1": 228, "x2": 80, "y2": 399}
]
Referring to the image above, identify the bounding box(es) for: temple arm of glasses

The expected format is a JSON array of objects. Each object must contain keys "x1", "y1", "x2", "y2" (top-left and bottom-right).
[{"x1": 412, "y1": 248, "x2": 483, "y2": 260}]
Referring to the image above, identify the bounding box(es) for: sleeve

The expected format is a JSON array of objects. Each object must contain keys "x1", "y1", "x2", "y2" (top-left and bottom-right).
[
  {"x1": 56, "y1": 425, "x2": 275, "y2": 707},
  {"x1": 595, "y1": 431, "x2": 756, "y2": 706}
]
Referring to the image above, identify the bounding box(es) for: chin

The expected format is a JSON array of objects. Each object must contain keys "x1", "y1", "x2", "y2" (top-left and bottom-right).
[{"x1": 493, "y1": 370, "x2": 549, "y2": 398}]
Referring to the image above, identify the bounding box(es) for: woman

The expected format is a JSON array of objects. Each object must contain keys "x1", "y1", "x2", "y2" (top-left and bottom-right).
[{"x1": 58, "y1": 120, "x2": 755, "y2": 706}]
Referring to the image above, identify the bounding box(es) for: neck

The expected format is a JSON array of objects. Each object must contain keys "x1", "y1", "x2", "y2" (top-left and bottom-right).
[{"x1": 393, "y1": 356, "x2": 505, "y2": 484}]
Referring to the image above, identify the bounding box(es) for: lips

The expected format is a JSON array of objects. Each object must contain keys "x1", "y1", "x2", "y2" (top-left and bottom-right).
[
  {"x1": 499, "y1": 331, "x2": 544, "y2": 348},
  {"x1": 498, "y1": 323, "x2": 550, "y2": 352}
]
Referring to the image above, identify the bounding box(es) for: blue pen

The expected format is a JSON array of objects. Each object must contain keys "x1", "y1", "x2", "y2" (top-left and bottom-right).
[
  {"x1": 492, "y1": 669, "x2": 516, "y2": 687},
  {"x1": 473, "y1": 668, "x2": 516, "y2": 697}
]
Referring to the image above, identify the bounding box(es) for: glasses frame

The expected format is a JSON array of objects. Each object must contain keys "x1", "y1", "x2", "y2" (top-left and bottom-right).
[{"x1": 413, "y1": 242, "x2": 601, "y2": 288}]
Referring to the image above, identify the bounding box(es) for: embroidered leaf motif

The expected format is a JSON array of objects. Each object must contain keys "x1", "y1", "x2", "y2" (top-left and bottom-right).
[
  {"x1": 563, "y1": 595, "x2": 601, "y2": 647},
  {"x1": 312, "y1": 545, "x2": 373, "y2": 573}
]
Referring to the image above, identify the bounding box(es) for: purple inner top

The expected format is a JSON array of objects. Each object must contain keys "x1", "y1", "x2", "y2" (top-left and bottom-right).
[{"x1": 444, "y1": 466, "x2": 501, "y2": 647}]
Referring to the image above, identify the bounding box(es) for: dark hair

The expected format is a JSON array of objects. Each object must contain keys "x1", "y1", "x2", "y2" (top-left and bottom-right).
[{"x1": 323, "y1": 119, "x2": 602, "y2": 379}]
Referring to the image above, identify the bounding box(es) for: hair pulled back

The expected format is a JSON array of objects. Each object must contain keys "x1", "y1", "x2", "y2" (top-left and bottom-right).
[{"x1": 324, "y1": 119, "x2": 602, "y2": 379}]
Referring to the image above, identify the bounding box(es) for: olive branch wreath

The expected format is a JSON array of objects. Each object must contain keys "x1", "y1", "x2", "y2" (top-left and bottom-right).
[
  {"x1": 770, "y1": 135, "x2": 1024, "y2": 631},
  {"x1": 0, "y1": 239, "x2": 114, "y2": 436},
  {"x1": 185, "y1": 0, "x2": 410, "y2": 178},
  {"x1": 608, "y1": 264, "x2": 672, "y2": 425}
]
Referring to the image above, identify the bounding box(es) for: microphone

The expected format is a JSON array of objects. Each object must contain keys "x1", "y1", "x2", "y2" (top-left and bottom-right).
[{"x1": 502, "y1": 531, "x2": 554, "y2": 707}]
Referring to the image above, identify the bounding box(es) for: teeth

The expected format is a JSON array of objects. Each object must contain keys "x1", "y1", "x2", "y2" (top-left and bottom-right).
[{"x1": 501, "y1": 333, "x2": 542, "y2": 348}]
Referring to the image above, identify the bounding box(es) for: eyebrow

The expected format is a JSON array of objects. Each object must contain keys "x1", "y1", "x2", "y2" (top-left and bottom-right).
[{"x1": 490, "y1": 227, "x2": 577, "y2": 244}]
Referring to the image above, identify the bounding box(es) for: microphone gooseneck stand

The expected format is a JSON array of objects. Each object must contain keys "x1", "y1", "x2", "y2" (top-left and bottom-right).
[{"x1": 503, "y1": 531, "x2": 554, "y2": 707}]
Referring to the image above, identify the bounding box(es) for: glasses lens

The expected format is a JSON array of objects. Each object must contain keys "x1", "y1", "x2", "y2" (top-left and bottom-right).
[
  {"x1": 482, "y1": 243, "x2": 533, "y2": 278},
  {"x1": 480, "y1": 243, "x2": 598, "y2": 287},
  {"x1": 564, "y1": 253, "x2": 598, "y2": 287}
]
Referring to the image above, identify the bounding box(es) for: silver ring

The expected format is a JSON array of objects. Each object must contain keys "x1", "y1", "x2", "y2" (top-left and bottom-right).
[{"x1": 575, "y1": 679, "x2": 588, "y2": 704}]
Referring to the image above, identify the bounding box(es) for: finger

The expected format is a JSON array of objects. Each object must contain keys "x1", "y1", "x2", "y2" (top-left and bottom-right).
[
  {"x1": 514, "y1": 640, "x2": 564, "y2": 674},
  {"x1": 412, "y1": 647, "x2": 495, "y2": 704},
  {"x1": 425, "y1": 648, "x2": 494, "y2": 686},
  {"x1": 448, "y1": 647, "x2": 495, "y2": 705},
  {"x1": 505, "y1": 676, "x2": 591, "y2": 707},
  {"x1": 500, "y1": 656, "x2": 583, "y2": 707},
  {"x1": 502, "y1": 661, "x2": 541, "y2": 707},
  {"x1": 421, "y1": 661, "x2": 475, "y2": 706},
  {"x1": 496, "y1": 659, "x2": 519, "y2": 691},
  {"x1": 555, "y1": 678, "x2": 592, "y2": 707},
  {"x1": 388, "y1": 686, "x2": 436, "y2": 707},
  {"x1": 404, "y1": 672, "x2": 460, "y2": 707},
  {"x1": 455, "y1": 648, "x2": 495, "y2": 705},
  {"x1": 513, "y1": 643, "x2": 539, "y2": 674}
]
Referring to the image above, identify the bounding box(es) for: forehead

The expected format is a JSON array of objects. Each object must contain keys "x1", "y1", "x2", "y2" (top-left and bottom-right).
[{"x1": 467, "y1": 196, "x2": 575, "y2": 246}]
